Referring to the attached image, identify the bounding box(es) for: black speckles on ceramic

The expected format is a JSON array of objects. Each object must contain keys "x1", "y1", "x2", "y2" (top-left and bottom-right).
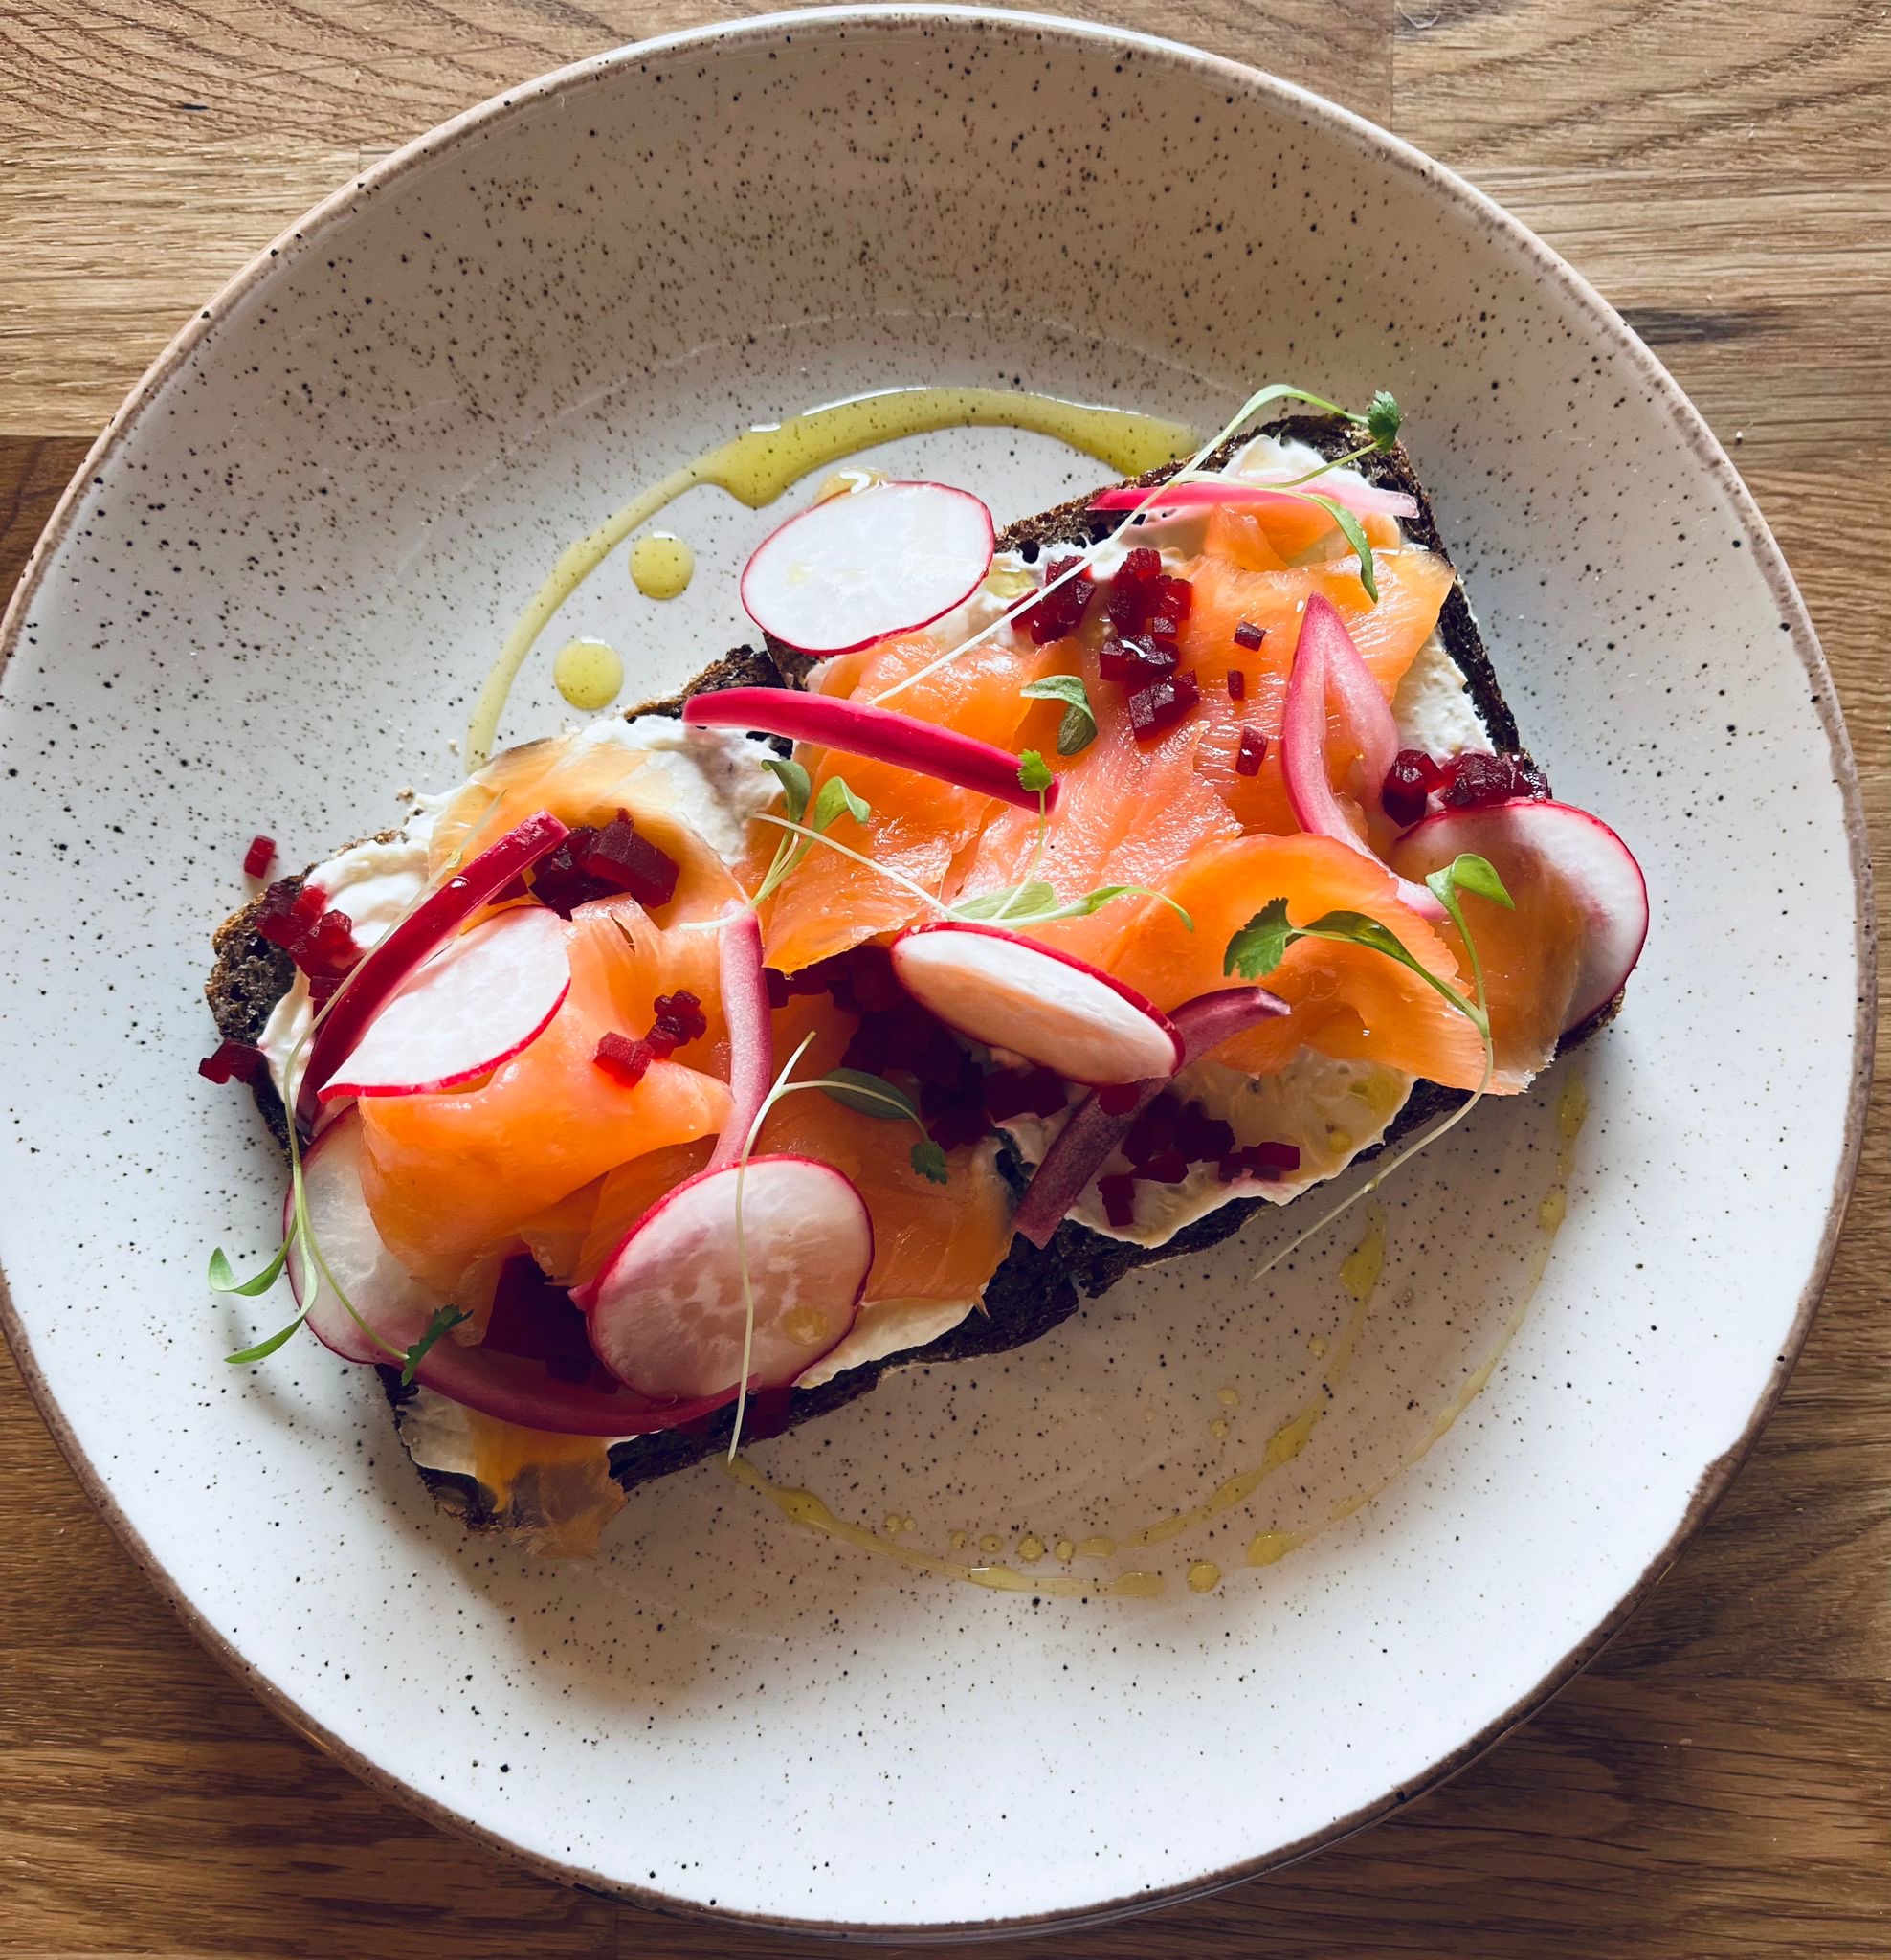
[{"x1": 0, "y1": 8, "x2": 1871, "y2": 1938}]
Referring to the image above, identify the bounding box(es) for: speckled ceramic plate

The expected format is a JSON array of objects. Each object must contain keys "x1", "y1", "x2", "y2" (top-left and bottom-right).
[{"x1": 0, "y1": 7, "x2": 1872, "y2": 1937}]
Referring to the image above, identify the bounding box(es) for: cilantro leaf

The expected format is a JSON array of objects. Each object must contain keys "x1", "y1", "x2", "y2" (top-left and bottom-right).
[
  {"x1": 225, "y1": 1308, "x2": 308, "y2": 1366},
  {"x1": 812, "y1": 773, "x2": 870, "y2": 832},
  {"x1": 910, "y1": 1139, "x2": 950, "y2": 1185},
  {"x1": 1020, "y1": 674, "x2": 1098, "y2": 757},
  {"x1": 400, "y1": 1304, "x2": 471, "y2": 1387},
  {"x1": 1223, "y1": 896, "x2": 1294, "y2": 978},
  {"x1": 818, "y1": 1068, "x2": 921, "y2": 1122},
  {"x1": 209, "y1": 1239, "x2": 289, "y2": 1298},
  {"x1": 762, "y1": 755, "x2": 811, "y2": 825},
  {"x1": 1365, "y1": 390, "x2": 1403, "y2": 451},
  {"x1": 1016, "y1": 749, "x2": 1054, "y2": 795}
]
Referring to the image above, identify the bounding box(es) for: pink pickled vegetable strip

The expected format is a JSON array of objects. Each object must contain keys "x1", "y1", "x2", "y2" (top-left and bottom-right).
[
  {"x1": 707, "y1": 908, "x2": 772, "y2": 1172},
  {"x1": 681, "y1": 687, "x2": 1059, "y2": 814}
]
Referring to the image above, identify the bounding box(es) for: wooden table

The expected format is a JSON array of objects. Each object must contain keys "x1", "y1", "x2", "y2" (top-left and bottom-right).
[{"x1": 3, "y1": 3, "x2": 1885, "y2": 1953}]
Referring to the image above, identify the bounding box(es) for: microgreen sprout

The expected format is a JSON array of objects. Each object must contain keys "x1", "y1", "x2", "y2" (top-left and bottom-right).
[{"x1": 749, "y1": 764, "x2": 872, "y2": 906}]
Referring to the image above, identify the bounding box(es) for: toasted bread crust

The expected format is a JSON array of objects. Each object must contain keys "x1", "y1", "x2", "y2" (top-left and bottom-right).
[{"x1": 206, "y1": 418, "x2": 1610, "y2": 1523}]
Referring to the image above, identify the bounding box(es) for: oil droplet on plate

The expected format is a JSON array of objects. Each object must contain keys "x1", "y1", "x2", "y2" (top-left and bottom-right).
[
  {"x1": 1215, "y1": 1386, "x2": 1240, "y2": 1408},
  {"x1": 1209, "y1": 1417, "x2": 1231, "y2": 1441},
  {"x1": 1016, "y1": 1534, "x2": 1045, "y2": 1564},
  {"x1": 1054, "y1": 1538, "x2": 1076, "y2": 1564},
  {"x1": 978, "y1": 1533, "x2": 1003, "y2": 1557},
  {"x1": 551, "y1": 637, "x2": 623, "y2": 711},
  {"x1": 630, "y1": 532, "x2": 695, "y2": 599},
  {"x1": 1186, "y1": 1560, "x2": 1222, "y2": 1592}
]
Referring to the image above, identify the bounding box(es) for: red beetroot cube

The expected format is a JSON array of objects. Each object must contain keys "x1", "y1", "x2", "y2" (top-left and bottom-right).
[
  {"x1": 1176, "y1": 1102, "x2": 1236, "y2": 1163},
  {"x1": 1017, "y1": 557, "x2": 1095, "y2": 644},
  {"x1": 197, "y1": 1037, "x2": 264, "y2": 1085},
  {"x1": 764, "y1": 967, "x2": 791, "y2": 1010},
  {"x1": 1097, "y1": 1082, "x2": 1143, "y2": 1117},
  {"x1": 527, "y1": 835, "x2": 607, "y2": 917},
  {"x1": 243, "y1": 834, "x2": 277, "y2": 879},
  {"x1": 300, "y1": 906, "x2": 362, "y2": 981},
  {"x1": 1232, "y1": 619, "x2": 1266, "y2": 652},
  {"x1": 1099, "y1": 1174, "x2": 1137, "y2": 1229},
  {"x1": 1226, "y1": 668, "x2": 1247, "y2": 701},
  {"x1": 580, "y1": 809, "x2": 680, "y2": 909},
  {"x1": 1382, "y1": 747, "x2": 1443, "y2": 826},
  {"x1": 1128, "y1": 671, "x2": 1200, "y2": 742},
  {"x1": 593, "y1": 1030, "x2": 652, "y2": 1089},
  {"x1": 1235, "y1": 726, "x2": 1268, "y2": 777},
  {"x1": 1132, "y1": 1147, "x2": 1190, "y2": 1185},
  {"x1": 1098, "y1": 631, "x2": 1177, "y2": 686}
]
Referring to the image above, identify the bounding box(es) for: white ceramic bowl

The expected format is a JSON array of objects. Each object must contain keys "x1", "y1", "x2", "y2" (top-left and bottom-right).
[{"x1": 0, "y1": 8, "x2": 1871, "y2": 1936}]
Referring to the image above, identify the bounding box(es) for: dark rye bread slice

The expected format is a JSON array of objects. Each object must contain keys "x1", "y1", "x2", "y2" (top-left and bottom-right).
[{"x1": 208, "y1": 421, "x2": 1612, "y2": 1530}]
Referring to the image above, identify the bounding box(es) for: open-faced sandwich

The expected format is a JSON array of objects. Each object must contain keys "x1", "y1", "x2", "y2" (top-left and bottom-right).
[{"x1": 202, "y1": 386, "x2": 1647, "y2": 1552}]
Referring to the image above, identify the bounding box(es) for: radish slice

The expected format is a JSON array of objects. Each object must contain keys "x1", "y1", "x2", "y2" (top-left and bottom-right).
[
  {"x1": 1092, "y1": 475, "x2": 1417, "y2": 520},
  {"x1": 297, "y1": 809, "x2": 568, "y2": 1132},
  {"x1": 1281, "y1": 595, "x2": 1445, "y2": 919},
  {"x1": 318, "y1": 906, "x2": 570, "y2": 1102},
  {"x1": 1012, "y1": 986, "x2": 1289, "y2": 1248},
  {"x1": 740, "y1": 480, "x2": 994, "y2": 657},
  {"x1": 575, "y1": 1157, "x2": 872, "y2": 1399},
  {"x1": 287, "y1": 1110, "x2": 440, "y2": 1364},
  {"x1": 707, "y1": 909, "x2": 771, "y2": 1173},
  {"x1": 284, "y1": 1110, "x2": 744, "y2": 1436},
  {"x1": 890, "y1": 923, "x2": 1182, "y2": 1086},
  {"x1": 682, "y1": 687, "x2": 1057, "y2": 815},
  {"x1": 1390, "y1": 800, "x2": 1648, "y2": 1029}
]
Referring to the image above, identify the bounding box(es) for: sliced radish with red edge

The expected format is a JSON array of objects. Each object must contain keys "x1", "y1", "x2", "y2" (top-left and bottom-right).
[
  {"x1": 1012, "y1": 985, "x2": 1289, "y2": 1247},
  {"x1": 287, "y1": 1110, "x2": 441, "y2": 1364},
  {"x1": 575, "y1": 1157, "x2": 871, "y2": 1399},
  {"x1": 1389, "y1": 799, "x2": 1647, "y2": 1029},
  {"x1": 296, "y1": 809, "x2": 568, "y2": 1132},
  {"x1": 284, "y1": 1110, "x2": 744, "y2": 1436},
  {"x1": 890, "y1": 922, "x2": 1182, "y2": 1086},
  {"x1": 318, "y1": 905, "x2": 570, "y2": 1102},
  {"x1": 683, "y1": 687, "x2": 1057, "y2": 814},
  {"x1": 740, "y1": 480, "x2": 994, "y2": 657}
]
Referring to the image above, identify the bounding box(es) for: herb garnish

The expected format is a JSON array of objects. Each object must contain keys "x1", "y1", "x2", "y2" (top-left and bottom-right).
[
  {"x1": 1019, "y1": 674, "x2": 1098, "y2": 757},
  {"x1": 750, "y1": 762, "x2": 872, "y2": 905}
]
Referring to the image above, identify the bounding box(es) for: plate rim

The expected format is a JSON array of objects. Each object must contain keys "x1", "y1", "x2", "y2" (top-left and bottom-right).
[{"x1": 0, "y1": 5, "x2": 1875, "y2": 1939}]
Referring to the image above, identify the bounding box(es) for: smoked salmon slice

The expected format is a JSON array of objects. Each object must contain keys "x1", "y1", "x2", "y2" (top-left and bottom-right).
[{"x1": 1100, "y1": 833, "x2": 1493, "y2": 1091}]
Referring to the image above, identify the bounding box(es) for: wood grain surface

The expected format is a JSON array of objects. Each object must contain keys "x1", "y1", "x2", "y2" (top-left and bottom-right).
[{"x1": 2, "y1": 3, "x2": 1886, "y2": 1954}]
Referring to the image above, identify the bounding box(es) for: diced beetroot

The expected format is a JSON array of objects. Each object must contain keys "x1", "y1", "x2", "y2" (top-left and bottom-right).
[
  {"x1": 920, "y1": 1080, "x2": 988, "y2": 1150},
  {"x1": 1233, "y1": 619, "x2": 1266, "y2": 653},
  {"x1": 764, "y1": 967, "x2": 790, "y2": 1010},
  {"x1": 1099, "y1": 1173, "x2": 1137, "y2": 1229},
  {"x1": 1128, "y1": 672, "x2": 1200, "y2": 742},
  {"x1": 1382, "y1": 747, "x2": 1444, "y2": 826},
  {"x1": 198, "y1": 1037, "x2": 265, "y2": 1085},
  {"x1": 243, "y1": 834, "x2": 277, "y2": 879},
  {"x1": 1440, "y1": 750, "x2": 1551, "y2": 811},
  {"x1": 981, "y1": 1064, "x2": 1069, "y2": 1124},
  {"x1": 1098, "y1": 630, "x2": 1178, "y2": 686},
  {"x1": 1176, "y1": 1103, "x2": 1236, "y2": 1163},
  {"x1": 481, "y1": 1254, "x2": 598, "y2": 1374},
  {"x1": 810, "y1": 943, "x2": 901, "y2": 1015},
  {"x1": 1123, "y1": 1093, "x2": 1178, "y2": 1167},
  {"x1": 255, "y1": 880, "x2": 322, "y2": 954},
  {"x1": 301, "y1": 906, "x2": 363, "y2": 981},
  {"x1": 1227, "y1": 667, "x2": 1247, "y2": 701},
  {"x1": 1146, "y1": 575, "x2": 1193, "y2": 649},
  {"x1": 1017, "y1": 557, "x2": 1095, "y2": 644},
  {"x1": 647, "y1": 990, "x2": 708, "y2": 1055},
  {"x1": 1217, "y1": 1140, "x2": 1301, "y2": 1182},
  {"x1": 1097, "y1": 1081, "x2": 1143, "y2": 1117},
  {"x1": 525, "y1": 836, "x2": 604, "y2": 918},
  {"x1": 1235, "y1": 726, "x2": 1268, "y2": 777},
  {"x1": 1133, "y1": 1147, "x2": 1190, "y2": 1185},
  {"x1": 593, "y1": 1030, "x2": 652, "y2": 1089},
  {"x1": 579, "y1": 809, "x2": 681, "y2": 909}
]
